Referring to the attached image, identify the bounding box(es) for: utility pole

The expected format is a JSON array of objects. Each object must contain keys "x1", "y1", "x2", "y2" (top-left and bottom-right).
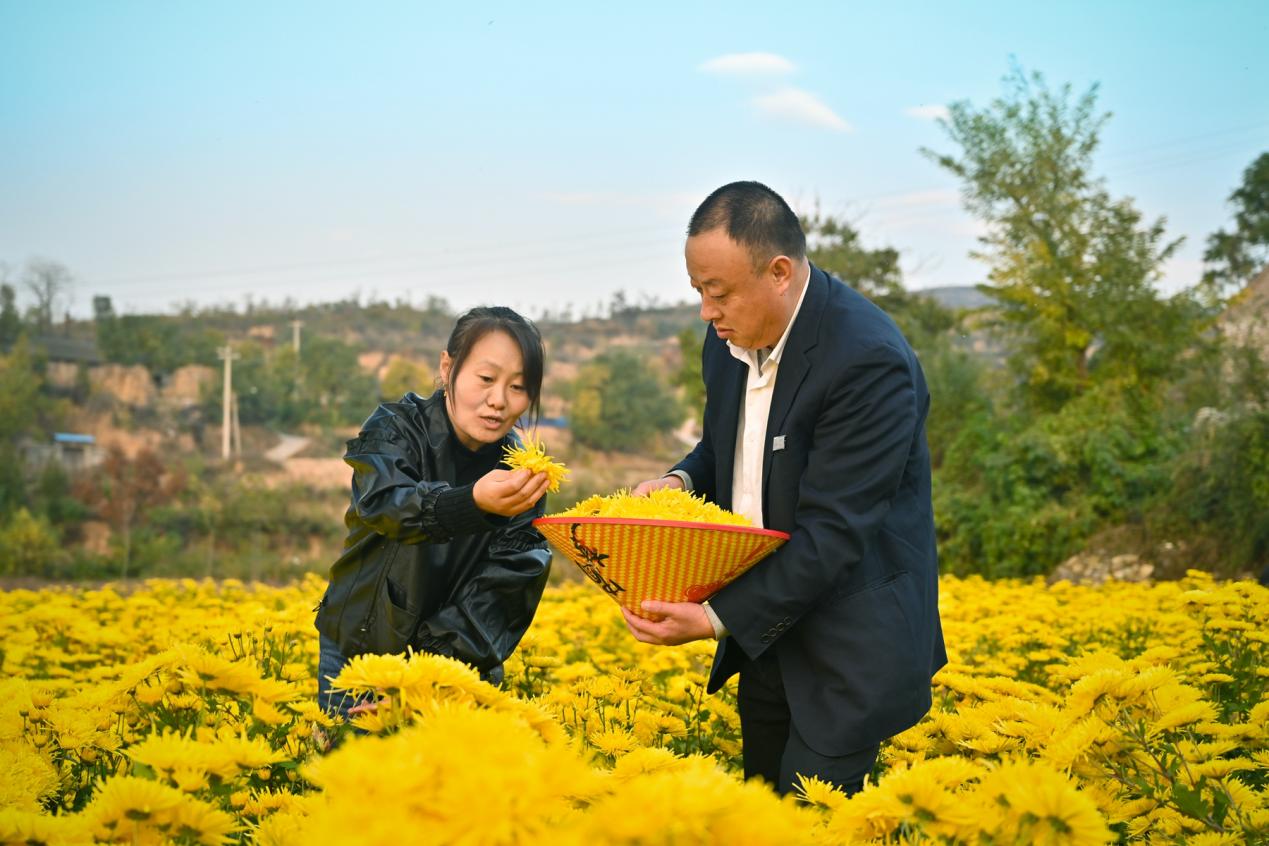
[
  {"x1": 217, "y1": 344, "x2": 240, "y2": 461},
  {"x1": 231, "y1": 390, "x2": 242, "y2": 458},
  {"x1": 290, "y1": 319, "x2": 303, "y2": 356}
]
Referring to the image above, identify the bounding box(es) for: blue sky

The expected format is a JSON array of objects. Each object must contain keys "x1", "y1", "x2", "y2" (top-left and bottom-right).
[{"x1": 2, "y1": 1, "x2": 1266, "y2": 320}]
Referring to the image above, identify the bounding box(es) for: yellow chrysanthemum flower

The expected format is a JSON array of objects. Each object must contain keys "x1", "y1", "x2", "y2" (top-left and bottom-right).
[
  {"x1": 81, "y1": 774, "x2": 184, "y2": 826},
  {"x1": 175, "y1": 647, "x2": 264, "y2": 699},
  {"x1": 3, "y1": 561, "x2": 1268, "y2": 845},
  {"x1": 554, "y1": 487, "x2": 751, "y2": 525},
  {"x1": 252, "y1": 811, "x2": 308, "y2": 846},
  {"x1": 793, "y1": 773, "x2": 847, "y2": 811},
  {"x1": 588, "y1": 728, "x2": 638, "y2": 757},
  {"x1": 503, "y1": 431, "x2": 569, "y2": 492},
  {"x1": 0, "y1": 740, "x2": 60, "y2": 812},
  {"x1": 0, "y1": 807, "x2": 91, "y2": 846},
  {"x1": 973, "y1": 760, "x2": 1114, "y2": 846}
]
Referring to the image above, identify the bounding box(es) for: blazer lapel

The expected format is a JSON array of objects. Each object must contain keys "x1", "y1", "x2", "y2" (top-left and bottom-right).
[
  {"x1": 761, "y1": 267, "x2": 828, "y2": 498},
  {"x1": 713, "y1": 352, "x2": 747, "y2": 510}
]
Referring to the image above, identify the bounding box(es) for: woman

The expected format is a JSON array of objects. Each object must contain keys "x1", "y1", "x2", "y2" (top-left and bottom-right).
[{"x1": 314, "y1": 306, "x2": 553, "y2": 717}]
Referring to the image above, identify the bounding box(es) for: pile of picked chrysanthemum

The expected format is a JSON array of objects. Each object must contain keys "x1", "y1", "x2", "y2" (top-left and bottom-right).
[
  {"x1": 503, "y1": 432, "x2": 569, "y2": 493},
  {"x1": 553, "y1": 487, "x2": 751, "y2": 526}
]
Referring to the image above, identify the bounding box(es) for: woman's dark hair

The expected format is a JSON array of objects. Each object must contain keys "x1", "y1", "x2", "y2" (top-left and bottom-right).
[{"x1": 443, "y1": 306, "x2": 545, "y2": 424}]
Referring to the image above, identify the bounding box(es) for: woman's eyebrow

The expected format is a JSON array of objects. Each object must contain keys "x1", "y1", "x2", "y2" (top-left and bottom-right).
[{"x1": 472, "y1": 358, "x2": 524, "y2": 376}]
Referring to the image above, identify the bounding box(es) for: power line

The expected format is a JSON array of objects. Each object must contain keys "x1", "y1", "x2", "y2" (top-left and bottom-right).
[
  {"x1": 78, "y1": 119, "x2": 1269, "y2": 307},
  {"x1": 99, "y1": 229, "x2": 681, "y2": 295},
  {"x1": 93, "y1": 222, "x2": 683, "y2": 289},
  {"x1": 1116, "y1": 138, "x2": 1265, "y2": 180},
  {"x1": 1100, "y1": 119, "x2": 1269, "y2": 161},
  {"x1": 111, "y1": 249, "x2": 679, "y2": 311}
]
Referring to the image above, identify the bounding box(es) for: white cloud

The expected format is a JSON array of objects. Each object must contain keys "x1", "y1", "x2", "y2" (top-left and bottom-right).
[
  {"x1": 904, "y1": 104, "x2": 950, "y2": 121},
  {"x1": 699, "y1": 52, "x2": 796, "y2": 76},
  {"x1": 752, "y1": 88, "x2": 852, "y2": 132}
]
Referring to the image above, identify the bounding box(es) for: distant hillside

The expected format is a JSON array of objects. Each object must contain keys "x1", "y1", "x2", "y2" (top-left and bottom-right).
[
  {"x1": 1219, "y1": 265, "x2": 1269, "y2": 360},
  {"x1": 913, "y1": 285, "x2": 994, "y2": 311}
]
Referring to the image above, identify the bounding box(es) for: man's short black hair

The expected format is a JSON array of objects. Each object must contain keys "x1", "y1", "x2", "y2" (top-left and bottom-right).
[{"x1": 688, "y1": 181, "x2": 806, "y2": 270}]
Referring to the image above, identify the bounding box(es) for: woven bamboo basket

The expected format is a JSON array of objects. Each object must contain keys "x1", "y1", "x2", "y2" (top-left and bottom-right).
[{"x1": 533, "y1": 516, "x2": 789, "y2": 620}]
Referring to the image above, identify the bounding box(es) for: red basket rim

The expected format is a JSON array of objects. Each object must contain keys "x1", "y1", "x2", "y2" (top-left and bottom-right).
[{"x1": 533, "y1": 515, "x2": 790, "y2": 540}]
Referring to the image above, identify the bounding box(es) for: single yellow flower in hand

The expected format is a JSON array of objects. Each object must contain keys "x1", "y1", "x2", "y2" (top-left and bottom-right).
[{"x1": 503, "y1": 431, "x2": 569, "y2": 493}]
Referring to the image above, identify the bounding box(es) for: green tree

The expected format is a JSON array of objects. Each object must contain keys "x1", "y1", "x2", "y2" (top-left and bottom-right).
[
  {"x1": 570, "y1": 349, "x2": 681, "y2": 452},
  {"x1": 924, "y1": 68, "x2": 1196, "y2": 412},
  {"x1": 934, "y1": 381, "x2": 1181, "y2": 576},
  {"x1": 94, "y1": 298, "x2": 223, "y2": 376},
  {"x1": 673, "y1": 326, "x2": 705, "y2": 422},
  {"x1": 802, "y1": 209, "x2": 980, "y2": 472},
  {"x1": 33, "y1": 460, "x2": 88, "y2": 527},
  {"x1": 0, "y1": 283, "x2": 20, "y2": 348},
  {"x1": 1202, "y1": 151, "x2": 1269, "y2": 300},
  {"x1": 380, "y1": 357, "x2": 434, "y2": 401},
  {"x1": 21, "y1": 258, "x2": 72, "y2": 334},
  {"x1": 0, "y1": 337, "x2": 43, "y2": 442},
  {"x1": 1155, "y1": 341, "x2": 1269, "y2": 574},
  {"x1": 223, "y1": 335, "x2": 376, "y2": 428},
  {"x1": 920, "y1": 344, "x2": 993, "y2": 470},
  {"x1": 73, "y1": 446, "x2": 183, "y2": 579},
  {"x1": 0, "y1": 339, "x2": 44, "y2": 515},
  {"x1": 0, "y1": 508, "x2": 61, "y2": 576},
  {"x1": 802, "y1": 209, "x2": 905, "y2": 298},
  {"x1": 803, "y1": 211, "x2": 956, "y2": 351},
  {"x1": 918, "y1": 67, "x2": 1226, "y2": 576},
  {"x1": 228, "y1": 341, "x2": 290, "y2": 425},
  {"x1": 295, "y1": 335, "x2": 378, "y2": 426}
]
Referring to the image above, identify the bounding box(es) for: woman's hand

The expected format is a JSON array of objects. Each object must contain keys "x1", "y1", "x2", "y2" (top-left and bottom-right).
[{"x1": 473, "y1": 467, "x2": 551, "y2": 517}]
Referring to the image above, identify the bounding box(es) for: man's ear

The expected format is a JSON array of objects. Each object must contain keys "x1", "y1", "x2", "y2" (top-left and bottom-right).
[{"x1": 769, "y1": 255, "x2": 795, "y2": 294}]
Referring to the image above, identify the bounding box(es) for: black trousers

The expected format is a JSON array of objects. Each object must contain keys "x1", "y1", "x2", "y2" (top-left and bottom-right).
[{"x1": 737, "y1": 648, "x2": 880, "y2": 797}]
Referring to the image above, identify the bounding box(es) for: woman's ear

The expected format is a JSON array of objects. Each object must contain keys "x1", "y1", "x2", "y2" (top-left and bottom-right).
[{"x1": 438, "y1": 351, "x2": 452, "y2": 391}]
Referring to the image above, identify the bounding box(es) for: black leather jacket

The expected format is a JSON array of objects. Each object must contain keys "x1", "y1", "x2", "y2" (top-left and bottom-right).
[{"x1": 314, "y1": 390, "x2": 551, "y2": 683}]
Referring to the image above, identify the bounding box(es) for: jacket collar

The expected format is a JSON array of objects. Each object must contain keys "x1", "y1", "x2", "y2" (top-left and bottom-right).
[
  {"x1": 760, "y1": 264, "x2": 829, "y2": 497},
  {"x1": 414, "y1": 389, "x2": 453, "y2": 453},
  {"x1": 712, "y1": 264, "x2": 829, "y2": 508}
]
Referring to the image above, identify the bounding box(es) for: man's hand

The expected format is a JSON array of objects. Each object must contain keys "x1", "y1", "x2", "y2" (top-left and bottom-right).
[
  {"x1": 620, "y1": 600, "x2": 714, "y2": 645},
  {"x1": 473, "y1": 467, "x2": 550, "y2": 517},
  {"x1": 632, "y1": 474, "x2": 684, "y2": 497}
]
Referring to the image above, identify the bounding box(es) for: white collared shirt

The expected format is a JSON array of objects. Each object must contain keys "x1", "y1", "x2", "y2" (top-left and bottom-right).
[
  {"x1": 727, "y1": 269, "x2": 811, "y2": 529},
  {"x1": 670, "y1": 267, "x2": 811, "y2": 639}
]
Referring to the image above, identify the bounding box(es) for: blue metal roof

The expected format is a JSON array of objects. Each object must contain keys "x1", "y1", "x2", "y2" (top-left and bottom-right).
[{"x1": 53, "y1": 432, "x2": 96, "y2": 445}]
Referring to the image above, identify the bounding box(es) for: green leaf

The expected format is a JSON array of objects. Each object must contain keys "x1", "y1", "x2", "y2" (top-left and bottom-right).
[{"x1": 1170, "y1": 782, "x2": 1210, "y2": 821}]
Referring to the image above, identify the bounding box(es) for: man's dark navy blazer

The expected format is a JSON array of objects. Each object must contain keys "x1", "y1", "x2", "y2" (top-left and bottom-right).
[{"x1": 674, "y1": 264, "x2": 947, "y2": 756}]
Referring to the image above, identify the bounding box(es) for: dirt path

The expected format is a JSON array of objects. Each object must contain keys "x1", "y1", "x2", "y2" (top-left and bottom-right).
[{"x1": 265, "y1": 433, "x2": 311, "y2": 463}]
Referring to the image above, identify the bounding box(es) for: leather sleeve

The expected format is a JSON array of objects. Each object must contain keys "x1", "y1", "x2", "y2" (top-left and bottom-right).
[
  {"x1": 414, "y1": 497, "x2": 552, "y2": 673},
  {"x1": 344, "y1": 426, "x2": 491, "y2": 544}
]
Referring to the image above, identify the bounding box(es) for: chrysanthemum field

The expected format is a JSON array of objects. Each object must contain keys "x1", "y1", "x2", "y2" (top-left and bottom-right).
[{"x1": 0, "y1": 571, "x2": 1264, "y2": 845}]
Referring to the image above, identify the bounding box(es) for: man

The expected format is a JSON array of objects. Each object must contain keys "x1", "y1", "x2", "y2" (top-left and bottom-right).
[{"x1": 626, "y1": 181, "x2": 946, "y2": 796}]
